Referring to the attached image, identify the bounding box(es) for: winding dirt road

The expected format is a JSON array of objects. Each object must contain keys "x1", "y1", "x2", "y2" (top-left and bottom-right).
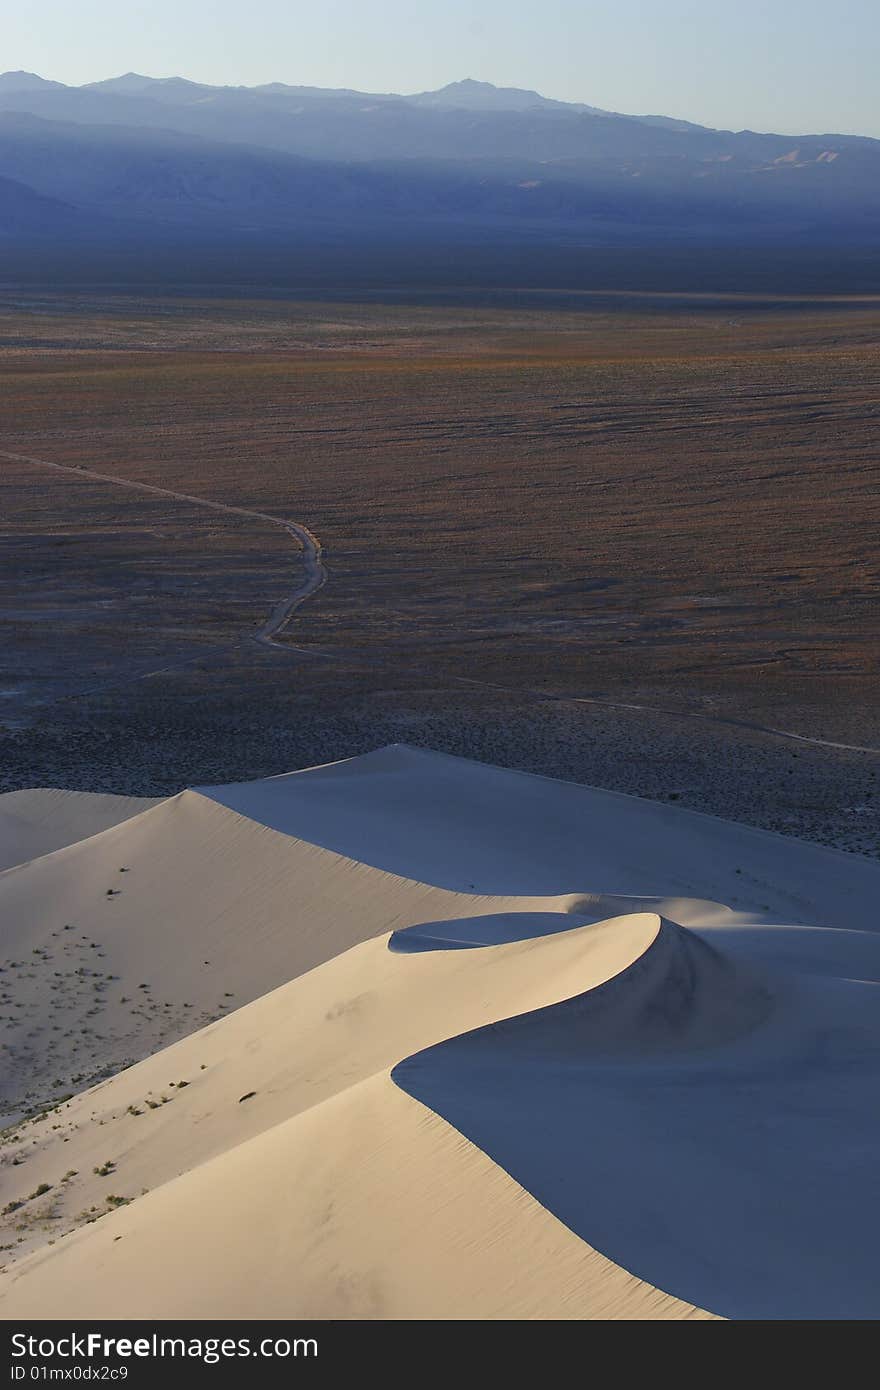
[
  {"x1": 5, "y1": 447, "x2": 877, "y2": 758},
  {"x1": 1, "y1": 449, "x2": 326, "y2": 649}
]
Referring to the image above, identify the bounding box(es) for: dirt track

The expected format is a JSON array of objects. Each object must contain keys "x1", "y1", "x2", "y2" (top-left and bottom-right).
[{"x1": 0, "y1": 448, "x2": 327, "y2": 653}]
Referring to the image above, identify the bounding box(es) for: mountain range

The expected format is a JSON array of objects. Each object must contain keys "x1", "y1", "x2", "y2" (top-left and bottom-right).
[{"x1": 0, "y1": 71, "x2": 878, "y2": 254}]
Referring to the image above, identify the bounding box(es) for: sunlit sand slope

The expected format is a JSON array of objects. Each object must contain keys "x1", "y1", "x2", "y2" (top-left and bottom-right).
[
  {"x1": 0, "y1": 788, "x2": 159, "y2": 872},
  {"x1": 0, "y1": 914, "x2": 714, "y2": 1319},
  {"x1": 0, "y1": 786, "x2": 605, "y2": 1117}
]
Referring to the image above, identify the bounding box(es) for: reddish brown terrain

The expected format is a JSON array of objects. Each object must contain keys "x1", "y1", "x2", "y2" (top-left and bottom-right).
[{"x1": 1, "y1": 291, "x2": 878, "y2": 852}]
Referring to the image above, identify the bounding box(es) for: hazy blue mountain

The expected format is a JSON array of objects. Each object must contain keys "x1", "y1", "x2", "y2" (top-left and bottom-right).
[
  {"x1": 404, "y1": 77, "x2": 606, "y2": 114},
  {"x1": 0, "y1": 73, "x2": 708, "y2": 167},
  {"x1": 0, "y1": 112, "x2": 706, "y2": 233},
  {"x1": 81, "y1": 73, "x2": 214, "y2": 100},
  {"x1": 0, "y1": 74, "x2": 877, "y2": 255},
  {"x1": 0, "y1": 71, "x2": 876, "y2": 167},
  {"x1": 0, "y1": 172, "x2": 89, "y2": 238},
  {"x1": 0, "y1": 71, "x2": 66, "y2": 92}
]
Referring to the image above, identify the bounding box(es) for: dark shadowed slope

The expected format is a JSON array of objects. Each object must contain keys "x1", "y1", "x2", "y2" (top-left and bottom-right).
[
  {"x1": 0, "y1": 173, "x2": 88, "y2": 238},
  {"x1": 393, "y1": 916, "x2": 880, "y2": 1319},
  {"x1": 200, "y1": 745, "x2": 880, "y2": 926}
]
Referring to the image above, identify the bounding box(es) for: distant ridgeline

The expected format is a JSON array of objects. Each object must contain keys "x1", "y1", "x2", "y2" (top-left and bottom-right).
[{"x1": 1, "y1": 71, "x2": 879, "y2": 282}]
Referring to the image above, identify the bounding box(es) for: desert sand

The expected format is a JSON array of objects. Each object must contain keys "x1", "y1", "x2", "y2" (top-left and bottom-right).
[
  {"x1": 0, "y1": 745, "x2": 878, "y2": 1319},
  {"x1": 0, "y1": 789, "x2": 160, "y2": 873}
]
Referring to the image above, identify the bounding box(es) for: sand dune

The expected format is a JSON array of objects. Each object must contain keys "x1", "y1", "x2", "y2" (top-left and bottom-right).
[
  {"x1": 1, "y1": 915, "x2": 701, "y2": 1318},
  {"x1": 201, "y1": 745, "x2": 880, "y2": 927},
  {"x1": 396, "y1": 919, "x2": 880, "y2": 1320},
  {"x1": 0, "y1": 1072, "x2": 711, "y2": 1321},
  {"x1": 0, "y1": 914, "x2": 659, "y2": 1262},
  {"x1": 0, "y1": 788, "x2": 159, "y2": 873},
  {"x1": 1, "y1": 745, "x2": 878, "y2": 1319},
  {"x1": 0, "y1": 785, "x2": 584, "y2": 1118}
]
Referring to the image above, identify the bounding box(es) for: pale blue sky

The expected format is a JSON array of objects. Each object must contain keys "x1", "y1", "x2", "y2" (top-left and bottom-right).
[{"x1": 7, "y1": 0, "x2": 880, "y2": 137}]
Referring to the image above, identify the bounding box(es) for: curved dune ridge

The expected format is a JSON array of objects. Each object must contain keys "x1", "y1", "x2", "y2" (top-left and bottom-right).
[{"x1": 0, "y1": 745, "x2": 878, "y2": 1320}]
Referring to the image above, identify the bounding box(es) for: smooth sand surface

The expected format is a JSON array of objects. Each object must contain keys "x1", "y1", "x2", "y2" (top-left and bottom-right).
[
  {"x1": 1, "y1": 915, "x2": 715, "y2": 1319},
  {"x1": 0, "y1": 1072, "x2": 711, "y2": 1321},
  {"x1": 201, "y1": 744, "x2": 880, "y2": 928},
  {"x1": 1, "y1": 745, "x2": 878, "y2": 1319},
  {"x1": 0, "y1": 785, "x2": 658, "y2": 1118},
  {"x1": 0, "y1": 788, "x2": 159, "y2": 873},
  {"x1": 395, "y1": 920, "x2": 880, "y2": 1319}
]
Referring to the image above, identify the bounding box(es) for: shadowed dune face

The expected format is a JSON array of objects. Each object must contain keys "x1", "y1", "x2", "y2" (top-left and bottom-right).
[
  {"x1": 389, "y1": 893, "x2": 773, "y2": 950},
  {"x1": 202, "y1": 745, "x2": 880, "y2": 930},
  {"x1": 394, "y1": 919, "x2": 775, "y2": 1059},
  {"x1": 393, "y1": 918, "x2": 880, "y2": 1320},
  {"x1": 390, "y1": 911, "x2": 599, "y2": 951}
]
